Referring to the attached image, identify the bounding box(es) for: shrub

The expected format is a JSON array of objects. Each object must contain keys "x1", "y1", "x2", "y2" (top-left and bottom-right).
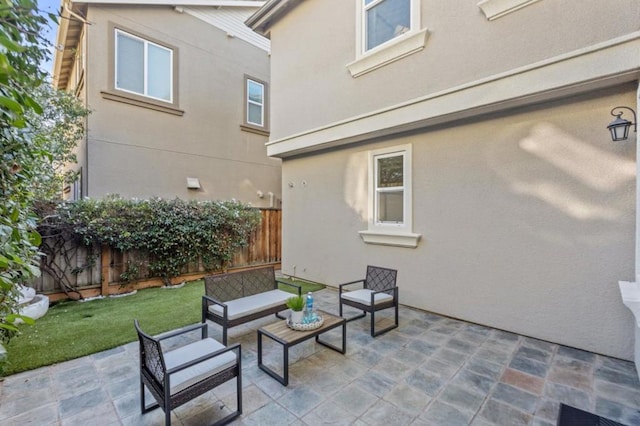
[{"x1": 41, "y1": 196, "x2": 262, "y2": 286}]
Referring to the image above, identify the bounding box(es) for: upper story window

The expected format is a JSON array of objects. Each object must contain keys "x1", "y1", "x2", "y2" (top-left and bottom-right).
[
  {"x1": 241, "y1": 75, "x2": 269, "y2": 135},
  {"x1": 247, "y1": 79, "x2": 265, "y2": 127},
  {"x1": 365, "y1": 0, "x2": 411, "y2": 51},
  {"x1": 359, "y1": 144, "x2": 421, "y2": 247},
  {"x1": 348, "y1": 0, "x2": 428, "y2": 78},
  {"x1": 115, "y1": 29, "x2": 173, "y2": 103}
]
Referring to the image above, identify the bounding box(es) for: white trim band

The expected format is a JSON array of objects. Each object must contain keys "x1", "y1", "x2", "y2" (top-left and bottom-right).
[{"x1": 267, "y1": 32, "x2": 640, "y2": 158}]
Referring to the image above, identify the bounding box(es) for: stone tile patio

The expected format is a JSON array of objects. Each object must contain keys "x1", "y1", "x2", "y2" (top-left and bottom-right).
[{"x1": 1, "y1": 287, "x2": 640, "y2": 425}]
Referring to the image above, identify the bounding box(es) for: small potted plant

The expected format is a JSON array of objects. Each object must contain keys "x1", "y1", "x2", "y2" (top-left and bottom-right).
[{"x1": 286, "y1": 295, "x2": 305, "y2": 324}]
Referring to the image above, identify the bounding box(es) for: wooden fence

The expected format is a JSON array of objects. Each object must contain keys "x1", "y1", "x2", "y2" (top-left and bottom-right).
[{"x1": 30, "y1": 208, "x2": 281, "y2": 301}]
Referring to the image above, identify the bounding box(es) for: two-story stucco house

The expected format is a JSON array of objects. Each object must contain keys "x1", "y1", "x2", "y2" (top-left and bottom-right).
[
  {"x1": 249, "y1": 0, "x2": 640, "y2": 360},
  {"x1": 53, "y1": 0, "x2": 281, "y2": 208}
]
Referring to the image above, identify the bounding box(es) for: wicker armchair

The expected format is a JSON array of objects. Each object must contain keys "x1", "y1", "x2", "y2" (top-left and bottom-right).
[
  {"x1": 134, "y1": 320, "x2": 242, "y2": 426},
  {"x1": 339, "y1": 265, "x2": 399, "y2": 337}
]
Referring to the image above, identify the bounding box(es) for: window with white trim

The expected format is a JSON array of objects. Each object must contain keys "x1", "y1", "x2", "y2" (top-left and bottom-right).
[
  {"x1": 247, "y1": 78, "x2": 265, "y2": 127},
  {"x1": 241, "y1": 75, "x2": 269, "y2": 134},
  {"x1": 348, "y1": 0, "x2": 428, "y2": 78},
  {"x1": 115, "y1": 29, "x2": 173, "y2": 103},
  {"x1": 375, "y1": 151, "x2": 405, "y2": 224},
  {"x1": 359, "y1": 144, "x2": 421, "y2": 247},
  {"x1": 364, "y1": 0, "x2": 411, "y2": 52}
]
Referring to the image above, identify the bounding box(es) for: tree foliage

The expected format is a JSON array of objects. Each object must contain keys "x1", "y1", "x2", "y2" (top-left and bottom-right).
[
  {"x1": 40, "y1": 197, "x2": 262, "y2": 286},
  {"x1": 27, "y1": 84, "x2": 89, "y2": 201},
  {"x1": 0, "y1": 0, "x2": 52, "y2": 341}
]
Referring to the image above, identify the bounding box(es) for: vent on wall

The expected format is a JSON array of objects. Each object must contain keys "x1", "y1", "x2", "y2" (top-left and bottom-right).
[{"x1": 186, "y1": 177, "x2": 201, "y2": 189}]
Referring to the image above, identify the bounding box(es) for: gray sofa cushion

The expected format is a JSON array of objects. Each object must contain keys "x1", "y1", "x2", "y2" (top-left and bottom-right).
[
  {"x1": 208, "y1": 289, "x2": 292, "y2": 321},
  {"x1": 164, "y1": 338, "x2": 236, "y2": 395}
]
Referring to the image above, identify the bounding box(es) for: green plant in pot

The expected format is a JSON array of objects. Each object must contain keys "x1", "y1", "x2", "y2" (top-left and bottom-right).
[{"x1": 286, "y1": 295, "x2": 305, "y2": 324}]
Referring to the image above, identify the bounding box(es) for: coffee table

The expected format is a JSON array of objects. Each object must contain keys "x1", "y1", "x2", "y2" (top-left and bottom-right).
[{"x1": 257, "y1": 310, "x2": 346, "y2": 386}]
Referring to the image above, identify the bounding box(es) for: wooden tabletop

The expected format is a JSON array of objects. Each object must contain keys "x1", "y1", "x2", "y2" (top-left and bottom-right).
[{"x1": 259, "y1": 310, "x2": 345, "y2": 345}]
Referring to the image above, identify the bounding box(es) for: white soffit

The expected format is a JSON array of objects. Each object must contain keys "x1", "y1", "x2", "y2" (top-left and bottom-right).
[
  {"x1": 182, "y1": 6, "x2": 270, "y2": 51},
  {"x1": 266, "y1": 32, "x2": 640, "y2": 158}
]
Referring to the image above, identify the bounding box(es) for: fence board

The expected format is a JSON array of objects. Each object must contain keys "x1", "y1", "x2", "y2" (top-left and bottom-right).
[{"x1": 29, "y1": 208, "x2": 281, "y2": 300}]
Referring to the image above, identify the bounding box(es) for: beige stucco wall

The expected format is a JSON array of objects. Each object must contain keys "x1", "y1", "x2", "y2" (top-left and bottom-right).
[
  {"x1": 281, "y1": 85, "x2": 636, "y2": 359},
  {"x1": 268, "y1": 0, "x2": 640, "y2": 140},
  {"x1": 83, "y1": 5, "x2": 280, "y2": 206}
]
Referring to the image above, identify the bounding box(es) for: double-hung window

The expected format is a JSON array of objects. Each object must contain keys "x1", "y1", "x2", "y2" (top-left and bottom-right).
[
  {"x1": 247, "y1": 79, "x2": 265, "y2": 127},
  {"x1": 374, "y1": 151, "x2": 405, "y2": 224},
  {"x1": 348, "y1": 0, "x2": 428, "y2": 78},
  {"x1": 360, "y1": 144, "x2": 420, "y2": 247},
  {"x1": 241, "y1": 75, "x2": 269, "y2": 134},
  {"x1": 115, "y1": 29, "x2": 173, "y2": 103}
]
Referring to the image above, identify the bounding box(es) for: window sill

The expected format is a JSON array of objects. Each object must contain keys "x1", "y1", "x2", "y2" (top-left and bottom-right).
[
  {"x1": 477, "y1": 0, "x2": 542, "y2": 21},
  {"x1": 359, "y1": 230, "x2": 421, "y2": 248},
  {"x1": 347, "y1": 28, "x2": 430, "y2": 78},
  {"x1": 101, "y1": 90, "x2": 184, "y2": 116},
  {"x1": 240, "y1": 124, "x2": 270, "y2": 136}
]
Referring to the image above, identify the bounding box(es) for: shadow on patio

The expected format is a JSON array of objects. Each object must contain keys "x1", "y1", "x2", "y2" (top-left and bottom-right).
[{"x1": 1, "y1": 288, "x2": 639, "y2": 425}]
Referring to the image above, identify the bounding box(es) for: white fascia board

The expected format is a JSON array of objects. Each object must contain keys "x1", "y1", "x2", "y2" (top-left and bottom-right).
[
  {"x1": 267, "y1": 32, "x2": 640, "y2": 158},
  {"x1": 246, "y1": 0, "x2": 290, "y2": 35},
  {"x1": 52, "y1": 5, "x2": 71, "y2": 88},
  {"x1": 73, "y1": 0, "x2": 264, "y2": 6}
]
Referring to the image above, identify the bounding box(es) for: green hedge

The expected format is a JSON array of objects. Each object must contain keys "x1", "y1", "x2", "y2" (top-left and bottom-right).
[{"x1": 40, "y1": 197, "x2": 262, "y2": 285}]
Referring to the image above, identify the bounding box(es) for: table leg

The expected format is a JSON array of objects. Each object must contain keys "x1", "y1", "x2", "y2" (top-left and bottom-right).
[
  {"x1": 283, "y1": 343, "x2": 289, "y2": 386},
  {"x1": 257, "y1": 330, "x2": 288, "y2": 386},
  {"x1": 316, "y1": 321, "x2": 346, "y2": 354}
]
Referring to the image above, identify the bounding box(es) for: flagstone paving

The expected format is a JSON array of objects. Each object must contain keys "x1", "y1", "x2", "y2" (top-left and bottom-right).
[{"x1": 1, "y1": 287, "x2": 639, "y2": 425}]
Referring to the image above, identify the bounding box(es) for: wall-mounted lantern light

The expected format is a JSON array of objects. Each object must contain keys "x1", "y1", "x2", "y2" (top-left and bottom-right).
[{"x1": 607, "y1": 106, "x2": 637, "y2": 142}]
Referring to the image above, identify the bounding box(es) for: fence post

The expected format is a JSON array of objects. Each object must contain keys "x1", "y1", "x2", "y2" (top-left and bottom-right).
[{"x1": 101, "y1": 245, "x2": 110, "y2": 296}]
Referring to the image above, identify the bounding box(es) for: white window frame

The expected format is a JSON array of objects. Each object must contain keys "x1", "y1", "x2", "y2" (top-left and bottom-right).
[
  {"x1": 114, "y1": 29, "x2": 173, "y2": 103},
  {"x1": 246, "y1": 78, "x2": 265, "y2": 127},
  {"x1": 359, "y1": 144, "x2": 421, "y2": 247},
  {"x1": 348, "y1": 0, "x2": 429, "y2": 78}
]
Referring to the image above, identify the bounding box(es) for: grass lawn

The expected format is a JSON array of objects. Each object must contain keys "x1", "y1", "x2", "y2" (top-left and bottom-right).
[{"x1": 4, "y1": 277, "x2": 325, "y2": 376}]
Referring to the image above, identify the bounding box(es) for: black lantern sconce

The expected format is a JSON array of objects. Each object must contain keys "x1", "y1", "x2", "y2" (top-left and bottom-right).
[{"x1": 607, "y1": 106, "x2": 637, "y2": 142}]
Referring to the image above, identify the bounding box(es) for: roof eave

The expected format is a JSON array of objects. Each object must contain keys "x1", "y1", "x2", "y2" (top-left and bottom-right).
[
  {"x1": 52, "y1": 3, "x2": 70, "y2": 88},
  {"x1": 246, "y1": 0, "x2": 298, "y2": 37}
]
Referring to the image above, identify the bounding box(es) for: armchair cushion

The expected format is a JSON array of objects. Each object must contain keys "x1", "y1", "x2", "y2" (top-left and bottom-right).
[
  {"x1": 208, "y1": 289, "x2": 292, "y2": 321},
  {"x1": 164, "y1": 338, "x2": 236, "y2": 395},
  {"x1": 340, "y1": 289, "x2": 393, "y2": 306}
]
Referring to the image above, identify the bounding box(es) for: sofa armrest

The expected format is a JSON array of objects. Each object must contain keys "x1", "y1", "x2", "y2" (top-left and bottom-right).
[
  {"x1": 371, "y1": 286, "x2": 398, "y2": 302},
  {"x1": 276, "y1": 279, "x2": 302, "y2": 296},
  {"x1": 202, "y1": 294, "x2": 228, "y2": 319}
]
